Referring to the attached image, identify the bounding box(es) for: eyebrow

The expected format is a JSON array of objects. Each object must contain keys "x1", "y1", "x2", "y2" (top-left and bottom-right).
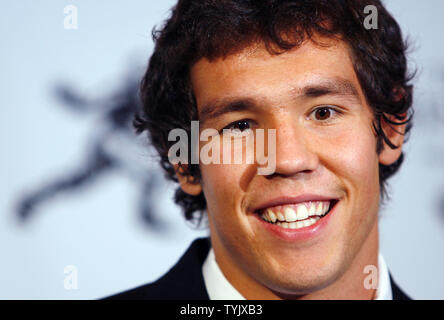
[
  {"x1": 298, "y1": 77, "x2": 360, "y2": 99},
  {"x1": 199, "y1": 98, "x2": 257, "y2": 125},
  {"x1": 198, "y1": 77, "x2": 361, "y2": 124}
]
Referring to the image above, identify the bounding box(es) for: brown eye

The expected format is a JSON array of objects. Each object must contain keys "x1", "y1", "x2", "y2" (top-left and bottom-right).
[
  {"x1": 233, "y1": 120, "x2": 251, "y2": 131},
  {"x1": 314, "y1": 107, "x2": 331, "y2": 121},
  {"x1": 224, "y1": 119, "x2": 253, "y2": 133}
]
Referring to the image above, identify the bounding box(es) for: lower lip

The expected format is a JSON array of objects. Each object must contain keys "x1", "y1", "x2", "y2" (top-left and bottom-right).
[{"x1": 253, "y1": 202, "x2": 338, "y2": 242}]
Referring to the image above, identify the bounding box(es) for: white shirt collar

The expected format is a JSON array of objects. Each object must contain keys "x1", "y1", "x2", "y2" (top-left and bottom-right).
[
  {"x1": 375, "y1": 253, "x2": 392, "y2": 300},
  {"x1": 202, "y1": 249, "x2": 245, "y2": 300},
  {"x1": 202, "y1": 248, "x2": 392, "y2": 300}
]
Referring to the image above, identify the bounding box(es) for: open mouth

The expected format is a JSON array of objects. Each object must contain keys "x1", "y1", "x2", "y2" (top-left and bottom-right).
[{"x1": 256, "y1": 199, "x2": 338, "y2": 230}]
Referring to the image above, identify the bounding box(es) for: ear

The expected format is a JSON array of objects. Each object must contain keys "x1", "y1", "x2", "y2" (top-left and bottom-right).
[
  {"x1": 174, "y1": 164, "x2": 203, "y2": 196},
  {"x1": 378, "y1": 114, "x2": 406, "y2": 166}
]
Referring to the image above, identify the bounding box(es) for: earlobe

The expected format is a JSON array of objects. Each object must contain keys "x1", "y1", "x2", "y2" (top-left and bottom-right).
[
  {"x1": 378, "y1": 114, "x2": 406, "y2": 166},
  {"x1": 174, "y1": 164, "x2": 203, "y2": 196}
]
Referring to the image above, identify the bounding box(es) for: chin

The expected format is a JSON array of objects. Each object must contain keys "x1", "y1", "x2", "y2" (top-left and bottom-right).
[{"x1": 258, "y1": 249, "x2": 348, "y2": 297}]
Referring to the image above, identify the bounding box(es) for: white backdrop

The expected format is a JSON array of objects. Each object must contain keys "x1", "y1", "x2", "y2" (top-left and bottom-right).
[{"x1": 0, "y1": 0, "x2": 443, "y2": 299}]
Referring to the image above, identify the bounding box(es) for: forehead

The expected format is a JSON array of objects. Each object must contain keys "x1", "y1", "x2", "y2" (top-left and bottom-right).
[{"x1": 190, "y1": 38, "x2": 365, "y2": 110}]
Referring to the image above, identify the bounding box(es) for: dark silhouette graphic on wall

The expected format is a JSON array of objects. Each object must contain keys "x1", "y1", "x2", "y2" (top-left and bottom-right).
[{"x1": 15, "y1": 73, "x2": 170, "y2": 232}]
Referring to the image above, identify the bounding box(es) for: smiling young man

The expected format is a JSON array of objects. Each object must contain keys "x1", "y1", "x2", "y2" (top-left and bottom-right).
[{"x1": 108, "y1": 0, "x2": 413, "y2": 300}]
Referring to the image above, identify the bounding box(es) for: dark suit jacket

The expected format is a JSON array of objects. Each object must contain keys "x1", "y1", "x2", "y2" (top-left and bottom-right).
[{"x1": 106, "y1": 237, "x2": 411, "y2": 300}]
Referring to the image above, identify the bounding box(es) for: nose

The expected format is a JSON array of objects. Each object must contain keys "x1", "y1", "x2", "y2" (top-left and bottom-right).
[{"x1": 266, "y1": 121, "x2": 319, "y2": 178}]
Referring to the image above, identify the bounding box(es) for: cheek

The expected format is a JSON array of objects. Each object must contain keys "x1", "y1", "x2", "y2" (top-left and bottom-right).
[
  {"x1": 316, "y1": 123, "x2": 381, "y2": 253},
  {"x1": 200, "y1": 163, "x2": 256, "y2": 252},
  {"x1": 320, "y1": 123, "x2": 381, "y2": 232},
  {"x1": 199, "y1": 135, "x2": 256, "y2": 212},
  {"x1": 200, "y1": 163, "x2": 246, "y2": 217},
  {"x1": 319, "y1": 121, "x2": 380, "y2": 192},
  {"x1": 342, "y1": 137, "x2": 378, "y2": 184}
]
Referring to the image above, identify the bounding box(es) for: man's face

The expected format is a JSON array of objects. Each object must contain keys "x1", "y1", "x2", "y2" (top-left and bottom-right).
[{"x1": 186, "y1": 38, "x2": 394, "y2": 298}]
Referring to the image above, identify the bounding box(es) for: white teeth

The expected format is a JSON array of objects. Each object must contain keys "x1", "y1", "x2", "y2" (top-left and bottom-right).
[
  {"x1": 316, "y1": 202, "x2": 324, "y2": 215},
  {"x1": 323, "y1": 202, "x2": 331, "y2": 214},
  {"x1": 264, "y1": 215, "x2": 321, "y2": 229},
  {"x1": 296, "y1": 205, "x2": 309, "y2": 220},
  {"x1": 267, "y1": 209, "x2": 277, "y2": 223},
  {"x1": 284, "y1": 207, "x2": 297, "y2": 222},
  {"x1": 308, "y1": 202, "x2": 316, "y2": 216},
  {"x1": 261, "y1": 201, "x2": 333, "y2": 224}
]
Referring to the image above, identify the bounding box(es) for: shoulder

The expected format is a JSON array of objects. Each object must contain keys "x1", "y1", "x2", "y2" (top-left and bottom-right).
[{"x1": 103, "y1": 237, "x2": 211, "y2": 300}]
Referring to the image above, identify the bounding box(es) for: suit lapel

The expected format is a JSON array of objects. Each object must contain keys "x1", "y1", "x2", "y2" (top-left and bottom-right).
[{"x1": 389, "y1": 273, "x2": 411, "y2": 300}]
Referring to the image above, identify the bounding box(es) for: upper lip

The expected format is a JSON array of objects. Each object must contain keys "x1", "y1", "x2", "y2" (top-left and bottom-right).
[{"x1": 251, "y1": 194, "x2": 338, "y2": 213}]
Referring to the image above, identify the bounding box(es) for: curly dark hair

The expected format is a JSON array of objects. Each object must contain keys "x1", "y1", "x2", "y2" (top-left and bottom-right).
[{"x1": 134, "y1": 0, "x2": 414, "y2": 224}]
